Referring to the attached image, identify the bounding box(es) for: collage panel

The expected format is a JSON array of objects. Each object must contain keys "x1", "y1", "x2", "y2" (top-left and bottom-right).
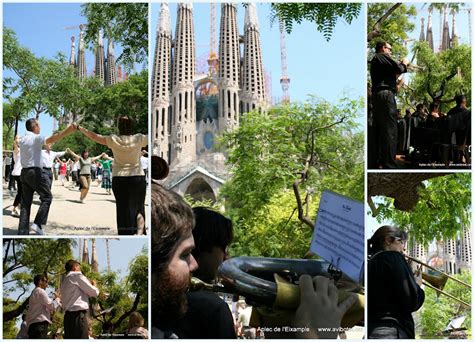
[
  {"x1": 3, "y1": 238, "x2": 148, "y2": 339},
  {"x1": 368, "y1": 2, "x2": 471, "y2": 169},
  {"x1": 3, "y1": 2, "x2": 149, "y2": 236},
  {"x1": 151, "y1": 2, "x2": 366, "y2": 339},
  {"x1": 367, "y1": 172, "x2": 472, "y2": 339}
]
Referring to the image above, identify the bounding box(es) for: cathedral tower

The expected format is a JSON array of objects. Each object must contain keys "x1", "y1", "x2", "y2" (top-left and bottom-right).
[
  {"x1": 77, "y1": 25, "x2": 87, "y2": 80},
  {"x1": 240, "y1": 3, "x2": 266, "y2": 114},
  {"x1": 170, "y1": 3, "x2": 196, "y2": 164},
  {"x1": 218, "y1": 3, "x2": 240, "y2": 133},
  {"x1": 426, "y1": 9, "x2": 434, "y2": 51},
  {"x1": 95, "y1": 31, "x2": 106, "y2": 84},
  {"x1": 152, "y1": 3, "x2": 172, "y2": 161},
  {"x1": 106, "y1": 39, "x2": 117, "y2": 86}
]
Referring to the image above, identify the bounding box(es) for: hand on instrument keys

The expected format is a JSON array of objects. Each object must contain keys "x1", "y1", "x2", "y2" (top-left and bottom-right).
[{"x1": 293, "y1": 275, "x2": 356, "y2": 339}]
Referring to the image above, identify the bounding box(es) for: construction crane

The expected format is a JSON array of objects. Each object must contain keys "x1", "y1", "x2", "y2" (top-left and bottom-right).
[{"x1": 279, "y1": 21, "x2": 290, "y2": 104}]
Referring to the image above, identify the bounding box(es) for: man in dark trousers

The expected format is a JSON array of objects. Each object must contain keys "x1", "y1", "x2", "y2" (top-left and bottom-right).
[
  {"x1": 18, "y1": 119, "x2": 76, "y2": 235},
  {"x1": 60, "y1": 260, "x2": 99, "y2": 339},
  {"x1": 370, "y1": 41, "x2": 409, "y2": 168}
]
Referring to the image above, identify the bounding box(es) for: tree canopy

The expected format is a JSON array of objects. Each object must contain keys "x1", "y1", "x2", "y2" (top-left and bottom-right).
[
  {"x1": 81, "y1": 3, "x2": 148, "y2": 70},
  {"x1": 367, "y1": 3, "x2": 417, "y2": 59},
  {"x1": 270, "y1": 3, "x2": 362, "y2": 40},
  {"x1": 220, "y1": 96, "x2": 364, "y2": 258},
  {"x1": 371, "y1": 173, "x2": 471, "y2": 244}
]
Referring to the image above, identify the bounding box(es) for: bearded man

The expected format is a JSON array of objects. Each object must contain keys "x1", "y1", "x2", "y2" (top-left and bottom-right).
[{"x1": 151, "y1": 182, "x2": 198, "y2": 338}]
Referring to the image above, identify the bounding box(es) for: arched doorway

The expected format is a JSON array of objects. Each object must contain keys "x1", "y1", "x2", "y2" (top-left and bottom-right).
[{"x1": 186, "y1": 177, "x2": 216, "y2": 202}]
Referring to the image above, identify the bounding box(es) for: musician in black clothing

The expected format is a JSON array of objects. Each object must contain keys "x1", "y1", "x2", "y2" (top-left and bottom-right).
[
  {"x1": 370, "y1": 41, "x2": 409, "y2": 168},
  {"x1": 368, "y1": 226, "x2": 424, "y2": 339}
]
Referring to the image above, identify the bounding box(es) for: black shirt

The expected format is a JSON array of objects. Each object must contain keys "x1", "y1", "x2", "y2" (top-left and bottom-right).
[
  {"x1": 172, "y1": 290, "x2": 237, "y2": 339},
  {"x1": 371, "y1": 53, "x2": 408, "y2": 93},
  {"x1": 368, "y1": 251, "x2": 425, "y2": 338}
]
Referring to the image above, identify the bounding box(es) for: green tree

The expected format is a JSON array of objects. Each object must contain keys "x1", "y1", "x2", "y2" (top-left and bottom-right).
[
  {"x1": 367, "y1": 3, "x2": 417, "y2": 59},
  {"x1": 408, "y1": 42, "x2": 471, "y2": 111},
  {"x1": 3, "y1": 239, "x2": 75, "y2": 334},
  {"x1": 81, "y1": 3, "x2": 148, "y2": 70},
  {"x1": 418, "y1": 272, "x2": 471, "y2": 338},
  {"x1": 270, "y1": 3, "x2": 362, "y2": 40},
  {"x1": 372, "y1": 173, "x2": 471, "y2": 244},
  {"x1": 220, "y1": 96, "x2": 364, "y2": 257}
]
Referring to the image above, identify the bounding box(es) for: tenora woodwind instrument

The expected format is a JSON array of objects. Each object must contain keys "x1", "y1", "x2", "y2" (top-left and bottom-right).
[{"x1": 191, "y1": 257, "x2": 365, "y2": 328}]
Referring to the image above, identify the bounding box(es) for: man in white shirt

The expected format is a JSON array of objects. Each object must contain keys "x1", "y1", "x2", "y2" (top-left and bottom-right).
[
  {"x1": 25, "y1": 275, "x2": 61, "y2": 339},
  {"x1": 140, "y1": 150, "x2": 149, "y2": 179},
  {"x1": 41, "y1": 147, "x2": 66, "y2": 189},
  {"x1": 60, "y1": 259, "x2": 99, "y2": 339},
  {"x1": 19, "y1": 118, "x2": 76, "y2": 235}
]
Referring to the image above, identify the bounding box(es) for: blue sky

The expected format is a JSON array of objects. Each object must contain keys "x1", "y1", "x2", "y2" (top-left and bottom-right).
[
  {"x1": 151, "y1": 3, "x2": 366, "y2": 109},
  {"x1": 3, "y1": 3, "x2": 131, "y2": 138}
]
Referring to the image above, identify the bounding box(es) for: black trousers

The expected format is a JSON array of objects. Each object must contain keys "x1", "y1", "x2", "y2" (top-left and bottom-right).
[
  {"x1": 28, "y1": 321, "x2": 49, "y2": 339},
  {"x1": 43, "y1": 168, "x2": 53, "y2": 189},
  {"x1": 19, "y1": 168, "x2": 53, "y2": 234},
  {"x1": 64, "y1": 310, "x2": 89, "y2": 339},
  {"x1": 12, "y1": 175, "x2": 22, "y2": 207},
  {"x1": 112, "y1": 176, "x2": 146, "y2": 235},
  {"x1": 368, "y1": 321, "x2": 410, "y2": 339},
  {"x1": 372, "y1": 89, "x2": 398, "y2": 169}
]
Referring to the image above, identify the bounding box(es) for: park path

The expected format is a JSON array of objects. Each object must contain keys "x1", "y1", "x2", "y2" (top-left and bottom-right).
[{"x1": 3, "y1": 178, "x2": 148, "y2": 236}]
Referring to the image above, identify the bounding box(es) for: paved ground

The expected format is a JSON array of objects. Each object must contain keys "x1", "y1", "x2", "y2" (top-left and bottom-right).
[{"x1": 3, "y1": 178, "x2": 148, "y2": 236}]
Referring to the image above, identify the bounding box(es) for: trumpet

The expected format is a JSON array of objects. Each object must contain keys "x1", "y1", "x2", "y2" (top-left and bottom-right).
[
  {"x1": 192, "y1": 257, "x2": 365, "y2": 328},
  {"x1": 405, "y1": 255, "x2": 471, "y2": 308}
]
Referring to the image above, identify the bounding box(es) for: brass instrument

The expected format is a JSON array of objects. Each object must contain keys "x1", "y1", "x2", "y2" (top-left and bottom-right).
[
  {"x1": 405, "y1": 255, "x2": 471, "y2": 308},
  {"x1": 406, "y1": 63, "x2": 425, "y2": 72},
  {"x1": 192, "y1": 257, "x2": 365, "y2": 328}
]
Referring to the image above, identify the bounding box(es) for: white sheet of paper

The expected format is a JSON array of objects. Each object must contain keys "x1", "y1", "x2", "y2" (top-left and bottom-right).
[{"x1": 310, "y1": 190, "x2": 364, "y2": 283}]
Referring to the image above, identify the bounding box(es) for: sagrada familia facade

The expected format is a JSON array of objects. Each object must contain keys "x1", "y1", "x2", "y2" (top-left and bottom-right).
[
  {"x1": 152, "y1": 3, "x2": 267, "y2": 201},
  {"x1": 60, "y1": 27, "x2": 121, "y2": 126}
]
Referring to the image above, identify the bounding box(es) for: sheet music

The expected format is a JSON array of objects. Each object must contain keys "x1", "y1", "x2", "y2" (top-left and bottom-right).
[{"x1": 310, "y1": 190, "x2": 364, "y2": 283}]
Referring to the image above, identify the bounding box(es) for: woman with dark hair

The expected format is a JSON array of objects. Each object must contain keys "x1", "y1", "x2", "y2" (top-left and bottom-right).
[
  {"x1": 368, "y1": 226, "x2": 424, "y2": 339},
  {"x1": 77, "y1": 116, "x2": 148, "y2": 235},
  {"x1": 67, "y1": 148, "x2": 103, "y2": 203}
]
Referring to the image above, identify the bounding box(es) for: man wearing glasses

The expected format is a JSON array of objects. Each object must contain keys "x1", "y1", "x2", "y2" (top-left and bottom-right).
[
  {"x1": 25, "y1": 275, "x2": 61, "y2": 339},
  {"x1": 370, "y1": 41, "x2": 409, "y2": 169}
]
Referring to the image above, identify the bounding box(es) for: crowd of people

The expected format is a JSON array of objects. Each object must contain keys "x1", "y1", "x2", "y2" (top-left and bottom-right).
[
  {"x1": 369, "y1": 41, "x2": 471, "y2": 169},
  {"x1": 16, "y1": 260, "x2": 148, "y2": 339},
  {"x1": 4, "y1": 116, "x2": 149, "y2": 235}
]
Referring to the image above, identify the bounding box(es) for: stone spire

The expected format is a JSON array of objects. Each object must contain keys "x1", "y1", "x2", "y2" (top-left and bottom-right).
[
  {"x1": 441, "y1": 6, "x2": 451, "y2": 51},
  {"x1": 240, "y1": 3, "x2": 266, "y2": 114},
  {"x1": 91, "y1": 239, "x2": 99, "y2": 273},
  {"x1": 426, "y1": 9, "x2": 434, "y2": 51},
  {"x1": 443, "y1": 239, "x2": 457, "y2": 274},
  {"x1": 451, "y1": 10, "x2": 459, "y2": 48},
  {"x1": 77, "y1": 25, "x2": 87, "y2": 80},
  {"x1": 106, "y1": 39, "x2": 117, "y2": 86},
  {"x1": 152, "y1": 3, "x2": 172, "y2": 161},
  {"x1": 69, "y1": 36, "x2": 76, "y2": 66},
  {"x1": 95, "y1": 31, "x2": 105, "y2": 84},
  {"x1": 457, "y1": 224, "x2": 471, "y2": 269},
  {"x1": 82, "y1": 239, "x2": 89, "y2": 264},
  {"x1": 170, "y1": 3, "x2": 196, "y2": 164},
  {"x1": 419, "y1": 18, "x2": 425, "y2": 42},
  {"x1": 218, "y1": 3, "x2": 240, "y2": 133}
]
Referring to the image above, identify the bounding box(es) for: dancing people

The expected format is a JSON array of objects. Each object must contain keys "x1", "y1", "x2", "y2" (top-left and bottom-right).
[
  {"x1": 66, "y1": 148, "x2": 104, "y2": 203},
  {"x1": 11, "y1": 135, "x2": 22, "y2": 217},
  {"x1": 19, "y1": 119, "x2": 76, "y2": 235},
  {"x1": 76, "y1": 116, "x2": 148, "y2": 235}
]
